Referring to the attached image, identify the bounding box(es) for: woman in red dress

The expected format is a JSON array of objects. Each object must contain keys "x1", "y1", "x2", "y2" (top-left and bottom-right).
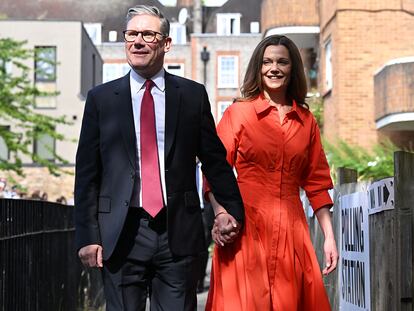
[{"x1": 206, "y1": 35, "x2": 338, "y2": 311}]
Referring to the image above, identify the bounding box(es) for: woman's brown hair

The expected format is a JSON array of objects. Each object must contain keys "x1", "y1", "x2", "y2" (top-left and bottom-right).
[{"x1": 240, "y1": 35, "x2": 308, "y2": 107}]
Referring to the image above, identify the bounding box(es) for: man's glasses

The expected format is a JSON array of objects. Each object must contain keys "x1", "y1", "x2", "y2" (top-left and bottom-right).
[{"x1": 123, "y1": 30, "x2": 166, "y2": 43}]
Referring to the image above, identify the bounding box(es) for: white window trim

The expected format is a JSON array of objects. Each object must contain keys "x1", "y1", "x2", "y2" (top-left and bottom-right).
[
  {"x1": 324, "y1": 39, "x2": 332, "y2": 92},
  {"x1": 216, "y1": 13, "x2": 241, "y2": 35},
  {"x1": 217, "y1": 55, "x2": 239, "y2": 89},
  {"x1": 170, "y1": 22, "x2": 187, "y2": 45}
]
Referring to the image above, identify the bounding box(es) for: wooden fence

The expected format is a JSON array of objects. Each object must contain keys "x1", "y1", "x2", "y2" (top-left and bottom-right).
[
  {"x1": 307, "y1": 151, "x2": 414, "y2": 310},
  {"x1": 0, "y1": 199, "x2": 104, "y2": 311}
]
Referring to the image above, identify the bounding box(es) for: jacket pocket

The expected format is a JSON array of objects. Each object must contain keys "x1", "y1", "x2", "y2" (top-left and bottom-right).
[{"x1": 98, "y1": 196, "x2": 111, "y2": 213}]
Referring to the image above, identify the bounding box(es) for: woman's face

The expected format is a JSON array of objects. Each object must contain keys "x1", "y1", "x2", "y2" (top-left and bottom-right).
[{"x1": 261, "y1": 44, "x2": 292, "y2": 94}]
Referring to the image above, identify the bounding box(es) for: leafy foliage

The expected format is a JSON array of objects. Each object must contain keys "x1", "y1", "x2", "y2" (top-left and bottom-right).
[
  {"x1": 0, "y1": 38, "x2": 71, "y2": 176},
  {"x1": 307, "y1": 90, "x2": 324, "y2": 129},
  {"x1": 323, "y1": 139, "x2": 399, "y2": 182}
]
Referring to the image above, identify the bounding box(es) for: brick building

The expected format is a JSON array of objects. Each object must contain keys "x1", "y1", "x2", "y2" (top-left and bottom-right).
[
  {"x1": 0, "y1": 0, "x2": 262, "y2": 196},
  {"x1": 261, "y1": 0, "x2": 414, "y2": 149},
  {"x1": 0, "y1": 20, "x2": 102, "y2": 199}
]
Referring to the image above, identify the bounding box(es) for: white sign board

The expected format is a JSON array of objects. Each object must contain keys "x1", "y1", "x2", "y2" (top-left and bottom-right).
[
  {"x1": 368, "y1": 177, "x2": 394, "y2": 215},
  {"x1": 340, "y1": 192, "x2": 370, "y2": 311}
]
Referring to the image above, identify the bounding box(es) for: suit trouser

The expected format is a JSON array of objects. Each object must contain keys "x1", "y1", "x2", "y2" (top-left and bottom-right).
[{"x1": 102, "y1": 208, "x2": 200, "y2": 311}]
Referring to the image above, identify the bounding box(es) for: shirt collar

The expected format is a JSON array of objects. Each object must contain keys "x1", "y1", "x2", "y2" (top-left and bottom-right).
[
  {"x1": 253, "y1": 93, "x2": 305, "y2": 124},
  {"x1": 130, "y1": 68, "x2": 166, "y2": 93}
]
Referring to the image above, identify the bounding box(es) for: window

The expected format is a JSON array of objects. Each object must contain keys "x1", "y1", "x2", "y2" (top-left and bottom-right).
[
  {"x1": 103, "y1": 63, "x2": 130, "y2": 83},
  {"x1": 35, "y1": 46, "x2": 56, "y2": 82},
  {"x1": 165, "y1": 63, "x2": 185, "y2": 77},
  {"x1": 170, "y1": 23, "x2": 187, "y2": 45},
  {"x1": 34, "y1": 133, "x2": 55, "y2": 161},
  {"x1": 0, "y1": 126, "x2": 10, "y2": 160},
  {"x1": 217, "y1": 55, "x2": 238, "y2": 88},
  {"x1": 324, "y1": 39, "x2": 332, "y2": 91},
  {"x1": 84, "y1": 23, "x2": 102, "y2": 44},
  {"x1": 35, "y1": 46, "x2": 57, "y2": 108},
  {"x1": 217, "y1": 101, "x2": 232, "y2": 121},
  {"x1": 217, "y1": 14, "x2": 241, "y2": 35}
]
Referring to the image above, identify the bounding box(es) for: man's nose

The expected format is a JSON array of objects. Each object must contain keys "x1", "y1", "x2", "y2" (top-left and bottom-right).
[{"x1": 133, "y1": 33, "x2": 145, "y2": 44}]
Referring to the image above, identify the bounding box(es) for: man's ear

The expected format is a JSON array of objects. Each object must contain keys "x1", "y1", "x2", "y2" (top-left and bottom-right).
[{"x1": 164, "y1": 37, "x2": 172, "y2": 53}]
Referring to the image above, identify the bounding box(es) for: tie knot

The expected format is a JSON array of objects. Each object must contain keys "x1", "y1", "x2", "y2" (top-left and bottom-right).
[{"x1": 145, "y1": 79, "x2": 154, "y2": 91}]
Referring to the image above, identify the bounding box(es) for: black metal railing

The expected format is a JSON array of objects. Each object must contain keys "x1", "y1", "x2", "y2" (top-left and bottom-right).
[{"x1": 0, "y1": 199, "x2": 104, "y2": 311}]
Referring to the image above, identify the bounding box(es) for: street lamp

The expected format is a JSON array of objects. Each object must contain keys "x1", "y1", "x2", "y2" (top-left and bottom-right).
[{"x1": 200, "y1": 46, "x2": 210, "y2": 85}]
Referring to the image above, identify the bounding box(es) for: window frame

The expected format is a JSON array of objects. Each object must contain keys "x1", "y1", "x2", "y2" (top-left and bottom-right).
[
  {"x1": 169, "y1": 22, "x2": 187, "y2": 45},
  {"x1": 217, "y1": 55, "x2": 239, "y2": 89},
  {"x1": 324, "y1": 38, "x2": 333, "y2": 92},
  {"x1": 34, "y1": 46, "x2": 57, "y2": 83},
  {"x1": 216, "y1": 13, "x2": 241, "y2": 36},
  {"x1": 33, "y1": 132, "x2": 55, "y2": 162}
]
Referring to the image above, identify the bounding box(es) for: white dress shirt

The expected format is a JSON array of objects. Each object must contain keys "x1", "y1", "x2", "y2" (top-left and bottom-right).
[{"x1": 130, "y1": 68, "x2": 166, "y2": 206}]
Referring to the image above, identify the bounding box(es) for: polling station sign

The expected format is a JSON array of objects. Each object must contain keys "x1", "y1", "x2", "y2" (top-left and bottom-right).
[
  {"x1": 368, "y1": 177, "x2": 394, "y2": 215},
  {"x1": 340, "y1": 191, "x2": 370, "y2": 311}
]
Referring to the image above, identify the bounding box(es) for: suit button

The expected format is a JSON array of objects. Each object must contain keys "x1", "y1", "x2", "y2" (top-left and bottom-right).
[{"x1": 124, "y1": 200, "x2": 129, "y2": 206}]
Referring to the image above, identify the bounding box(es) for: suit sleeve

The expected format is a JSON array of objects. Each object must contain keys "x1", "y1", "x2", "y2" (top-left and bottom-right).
[
  {"x1": 74, "y1": 90, "x2": 102, "y2": 250},
  {"x1": 300, "y1": 117, "x2": 333, "y2": 212},
  {"x1": 197, "y1": 87, "x2": 244, "y2": 224}
]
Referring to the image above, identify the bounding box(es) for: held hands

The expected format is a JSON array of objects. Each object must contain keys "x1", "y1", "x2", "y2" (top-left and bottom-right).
[
  {"x1": 78, "y1": 244, "x2": 103, "y2": 268},
  {"x1": 212, "y1": 212, "x2": 241, "y2": 247},
  {"x1": 322, "y1": 236, "x2": 338, "y2": 275}
]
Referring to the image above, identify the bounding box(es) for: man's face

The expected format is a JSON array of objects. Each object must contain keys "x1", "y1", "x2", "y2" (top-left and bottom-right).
[{"x1": 125, "y1": 14, "x2": 171, "y2": 78}]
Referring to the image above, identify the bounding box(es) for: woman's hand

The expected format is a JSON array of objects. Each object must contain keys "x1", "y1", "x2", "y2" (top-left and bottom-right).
[
  {"x1": 322, "y1": 236, "x2": 338, "y2": 275},
  {"x1": 212, "y1": 213, "x2": 240, "y2": 246}
]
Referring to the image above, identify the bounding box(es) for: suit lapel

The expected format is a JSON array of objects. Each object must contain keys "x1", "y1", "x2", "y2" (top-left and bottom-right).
[
  {"x1": 164, "y1": 73, "x2": 181, "y2": 163},
  {"x1": 115, "y1": 73, "x2": 136, "y2": 169}
]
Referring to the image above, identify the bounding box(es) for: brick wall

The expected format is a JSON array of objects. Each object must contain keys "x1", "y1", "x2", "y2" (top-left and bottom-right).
[
  {"x1": 6, "y1": 167, "x2": 75, "y2": 202},
  {"x1": 319, "y1": 5, "x2": 414, "y2": 148},
  {"x1": 374, "y1": 61, "x2": 414, "y2": 120},
  {"x1": 261, "y1": 0, "x2": 319, "y2": 31}
]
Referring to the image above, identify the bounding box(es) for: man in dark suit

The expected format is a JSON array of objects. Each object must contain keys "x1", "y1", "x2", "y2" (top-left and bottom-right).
[{"x1": 75, "y1": 5, "x2": 243, "y2": 311}]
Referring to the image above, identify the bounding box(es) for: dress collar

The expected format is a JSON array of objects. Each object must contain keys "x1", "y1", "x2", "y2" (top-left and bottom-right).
[{"x1": 253, "y1": 93, "x2": 305, "y2": 124}]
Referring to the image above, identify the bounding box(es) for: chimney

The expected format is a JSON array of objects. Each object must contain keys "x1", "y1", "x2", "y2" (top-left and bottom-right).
[{"x1": 193, "y1": 0, "x2": 202, "y2": 33}]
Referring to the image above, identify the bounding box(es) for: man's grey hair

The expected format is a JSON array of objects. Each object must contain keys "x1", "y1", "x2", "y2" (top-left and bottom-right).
[{"x1": 126, "y1": 5, "x2": 170, "y2": 36}]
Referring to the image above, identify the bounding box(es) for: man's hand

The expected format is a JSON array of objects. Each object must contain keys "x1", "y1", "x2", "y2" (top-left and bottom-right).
[
  {"x1": 78, "y1": 244, "x2": 103, "y2": 268},
  {"x1": 212, "y1": 213, "x2": 241, "y2": 246}
]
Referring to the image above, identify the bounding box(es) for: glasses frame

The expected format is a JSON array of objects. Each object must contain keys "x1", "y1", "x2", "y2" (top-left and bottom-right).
[{"x1": 123, "y1": 30, "x2": 166, "y2": 43}]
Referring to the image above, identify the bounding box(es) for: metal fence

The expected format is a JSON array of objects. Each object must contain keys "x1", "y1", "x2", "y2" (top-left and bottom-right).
[{"x1": 0, "y1": 199, "x2": 104, "y2": 311}]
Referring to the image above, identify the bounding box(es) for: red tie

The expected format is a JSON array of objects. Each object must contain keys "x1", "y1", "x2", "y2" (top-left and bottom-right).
[{"x1": 140, "y1": 79, "x2": 163, "y2": 217}]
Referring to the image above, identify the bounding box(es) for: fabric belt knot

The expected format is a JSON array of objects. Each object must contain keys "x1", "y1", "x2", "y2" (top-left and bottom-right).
[{"x1": 140, "y1": 79, "x2": 164, "y2": 217}]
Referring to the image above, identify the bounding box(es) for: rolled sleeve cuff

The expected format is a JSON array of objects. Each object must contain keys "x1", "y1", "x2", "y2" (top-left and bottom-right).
[{"x1": 308, "y1": 190, "x2": 333, "y2": 212}]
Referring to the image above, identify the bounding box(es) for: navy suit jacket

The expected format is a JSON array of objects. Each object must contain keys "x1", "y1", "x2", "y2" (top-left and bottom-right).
[{"x1": 74, "y1": 72, "x2": 244, "y2": 260}]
